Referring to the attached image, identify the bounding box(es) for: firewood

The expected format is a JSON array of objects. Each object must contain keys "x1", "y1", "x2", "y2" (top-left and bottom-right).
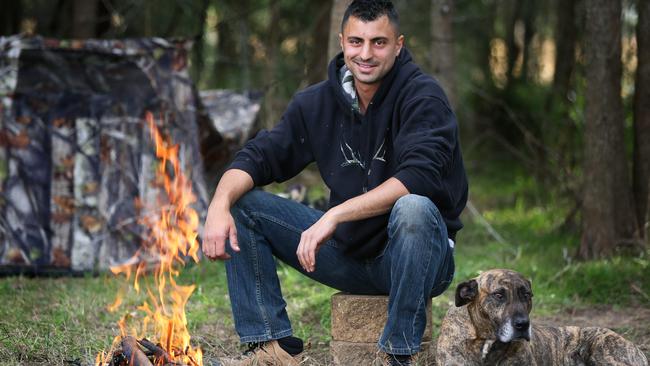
[
  {"x1": 138, "y1": 338, "x2": 173, "y2": 364},
  {"x1": 121, "y1": 336, "x2": 153, "y2": 366}
]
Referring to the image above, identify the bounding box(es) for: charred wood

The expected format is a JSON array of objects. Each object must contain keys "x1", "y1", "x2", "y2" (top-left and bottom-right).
[
  {"x1": 138, "y1": 338, "x2": 173, "y2": 364},
  {"x1": 121, "y1": 336, "x2": 153, "y2": 366}
]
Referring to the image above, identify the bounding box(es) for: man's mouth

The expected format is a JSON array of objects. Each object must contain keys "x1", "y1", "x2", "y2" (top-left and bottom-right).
[{"x1": 354, "y1": 60, "x2": 378, "y2": 72}]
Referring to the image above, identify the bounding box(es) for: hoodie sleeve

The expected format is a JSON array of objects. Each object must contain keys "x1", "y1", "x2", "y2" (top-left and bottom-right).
[
  {"x1": 392, "y1": 96, "x2": 457, "y2": 202},
  {"x1": 227, "y1": 97, "x2": 314, "y2": 186}
]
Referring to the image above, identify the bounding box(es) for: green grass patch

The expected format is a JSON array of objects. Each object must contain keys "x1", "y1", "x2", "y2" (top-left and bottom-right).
[{"x1": 0, "y1": 274, "x2": 121, "y2": 365}]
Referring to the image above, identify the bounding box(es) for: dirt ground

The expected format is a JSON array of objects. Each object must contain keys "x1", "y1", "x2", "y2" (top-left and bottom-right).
[{"x1": 198, "y1": 305, "x2": 650, "y2": 365}]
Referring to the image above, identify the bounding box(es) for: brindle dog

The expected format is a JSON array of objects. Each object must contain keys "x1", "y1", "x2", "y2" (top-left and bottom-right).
[{"x1": 436, "y1": 269, "x2": 648, "y2": 365}]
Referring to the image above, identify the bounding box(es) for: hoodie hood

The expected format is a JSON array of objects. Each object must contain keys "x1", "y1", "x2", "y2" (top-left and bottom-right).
[{"x1": 327, "y1": 48, "x2": 419, "y2": 114}]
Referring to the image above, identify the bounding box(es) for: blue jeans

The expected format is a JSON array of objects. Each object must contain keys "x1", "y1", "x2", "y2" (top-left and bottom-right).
[{"x1": 225, "y1": 190, "x2": 455, "y2": 355}]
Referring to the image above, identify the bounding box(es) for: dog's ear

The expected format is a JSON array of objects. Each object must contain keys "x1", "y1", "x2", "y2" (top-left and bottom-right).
[{"x1": 455, "y1": 279, "x2": 478, "y2": 307}]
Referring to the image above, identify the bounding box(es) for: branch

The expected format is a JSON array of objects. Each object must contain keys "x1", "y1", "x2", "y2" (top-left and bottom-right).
[{"x1": 466, "y1": 199, "x2": 508, "y2": 246}]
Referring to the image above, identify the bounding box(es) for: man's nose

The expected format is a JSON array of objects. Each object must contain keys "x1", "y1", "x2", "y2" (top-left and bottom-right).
[{"x1": 360, "y1": 43, "x2": 372, "y2": 60}]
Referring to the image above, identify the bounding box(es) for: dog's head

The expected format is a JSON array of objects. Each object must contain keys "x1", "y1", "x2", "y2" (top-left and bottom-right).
[{"x1": 455, "y1": 269, "x2": 533, "y2": 343}]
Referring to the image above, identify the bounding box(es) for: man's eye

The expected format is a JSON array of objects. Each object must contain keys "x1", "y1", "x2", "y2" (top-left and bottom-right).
[{"x1": 375, "y1": 40, "x2": 386, "y2": 46}]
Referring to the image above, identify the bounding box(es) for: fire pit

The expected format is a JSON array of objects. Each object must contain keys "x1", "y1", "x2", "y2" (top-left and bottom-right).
[
  {"x1": 96, "y1": 113, "x2": 204, "y2": 366},
  {"x1": 103, "y1": 336, "x2": 199, "y2": 366}
]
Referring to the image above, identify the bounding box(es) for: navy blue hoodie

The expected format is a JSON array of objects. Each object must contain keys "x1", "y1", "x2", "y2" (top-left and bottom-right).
[{"x1": 228, "y1": 49, "x2": 468, "y2": 258}]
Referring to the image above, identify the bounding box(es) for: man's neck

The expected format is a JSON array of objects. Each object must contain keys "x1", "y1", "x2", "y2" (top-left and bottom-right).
[{"x1": 355, "y1": 81, "x2": 381, "y2": 114}]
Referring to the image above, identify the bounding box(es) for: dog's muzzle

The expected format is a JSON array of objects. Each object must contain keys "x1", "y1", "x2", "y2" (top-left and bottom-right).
[{"x1": 498, "y1": 315, "x2": 531, "y2": 342}]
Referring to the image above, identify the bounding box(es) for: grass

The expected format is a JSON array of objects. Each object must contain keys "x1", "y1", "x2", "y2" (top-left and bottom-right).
[
  {"x1": 0, "y1": 274, "x2": 120, "y2": 364},
  {"x1": 1, "y1": 163, "x2": 648, "y2": 365},
  {"x1": 461, "y1": 163, "x2": 649, "y2": 312}
]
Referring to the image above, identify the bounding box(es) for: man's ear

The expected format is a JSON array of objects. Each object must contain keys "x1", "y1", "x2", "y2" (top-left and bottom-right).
[
  {"x1": 455, "y1": 279, "x2": 478, "y2": 307},
  {"x1": 396, "y1": 35, "x2": 404, "y2": 56}
]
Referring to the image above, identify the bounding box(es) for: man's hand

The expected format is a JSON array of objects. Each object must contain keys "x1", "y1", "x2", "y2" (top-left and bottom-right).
[
  {"x1": 296, "y1": 212, "x2": 338, "y2": 272},
  {"x1": 295, "y1": 178, "x2": 409, "y2": 272},
  {"x1": 201, "y1": 169, "x2": 253, "y2": 260},
  {"x1": 202, "y1": 204, "x2": 240, "y2": 260}
]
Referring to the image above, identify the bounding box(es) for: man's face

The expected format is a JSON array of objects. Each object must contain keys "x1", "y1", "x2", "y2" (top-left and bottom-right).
[{"x1": 340, "y1": 15, "x2": 404, "y2": 87}]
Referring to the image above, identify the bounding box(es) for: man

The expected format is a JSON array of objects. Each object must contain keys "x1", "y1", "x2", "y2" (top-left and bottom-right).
[{"x1": 202, "y1": 1, "x2": 468, "y2": 365}]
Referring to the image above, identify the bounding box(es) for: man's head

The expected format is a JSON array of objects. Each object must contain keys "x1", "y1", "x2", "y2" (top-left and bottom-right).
[
  {"x1": 341, "y1": 0, "x2": 400, "y2": 34},
  {"x1": 339, "y1": 0, "x2": 404, "y2": 87}
]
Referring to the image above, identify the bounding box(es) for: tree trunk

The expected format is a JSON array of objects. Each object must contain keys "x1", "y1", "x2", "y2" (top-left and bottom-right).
[
  {"x1": 479, "y1": 2, "x2": 498, "y2": 88},
  {"x1": 306, "y1": 0, "x2": 333, "y2": 85},
  {"x1": 0, "y1": 0, "x2": 22, "y2": 36},
  {"x1": 431, "y1": 0, "x2": 457, "y2": 109},
  {"x1": 237, "y1": 3, "x2": 252, "y2": 91},
  {"x1": 520, "y1": 1, "x2": 535, "y2": 81},
  {"x1": 553, "y1": 0, "x2": 578, "y2": 100},
  {"x1": 72, "y1": 0, "x2": 98, "y2": 38},
  {"x1": 580, "y1": 0, "x2": 637, "y2": 259},
  {"x1": 47, "y1": 0, "x2": 68, "y2": 38},
  {"x1": 191, "y1": 0, "x2": 211, "y2": 84},
  {"x1": 546, "y1": 0, "x2": 578, "y2": 185},
  {"x1": 215, "y1": 11, "x2": 238, "y2": 88},
  {"x1": 634, "y1": 0, "x2": 650, "y2": 239},
  {"x1": 647, "y1": 190, "x2": 650, "y2": 243},
  {"x1": 506, "y1": 0, "x2": 523, "y2": 81},
  {"x1": 262, "y1": 0, "x2": 281, "y2": 129},
  {"x1": 329, "y1": 0, "x2": 351, "y2": 61},
  {"x1": 144, "y1": 0, "x2": 152, "y2": 37}
]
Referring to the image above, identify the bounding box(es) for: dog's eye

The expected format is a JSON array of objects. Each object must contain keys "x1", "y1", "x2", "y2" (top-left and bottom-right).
[{"x1": 493, "y1": 292, "x2": 505, "y2": 300}]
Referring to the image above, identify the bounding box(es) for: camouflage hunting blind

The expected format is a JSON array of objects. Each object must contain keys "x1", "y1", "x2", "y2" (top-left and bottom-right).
[{"x1": 0, "y1": 35, "x2": 210, "y2": 274}]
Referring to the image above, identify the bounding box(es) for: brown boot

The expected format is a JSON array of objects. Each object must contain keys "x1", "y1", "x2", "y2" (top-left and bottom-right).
[{"x1": 219, "y1": 340, "x2": 302, "y2": 366}]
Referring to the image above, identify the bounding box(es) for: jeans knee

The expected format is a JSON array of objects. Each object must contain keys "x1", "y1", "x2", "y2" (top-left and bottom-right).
[{"x1": 389, "y1": 194, "x2": 442, "y2": 233}]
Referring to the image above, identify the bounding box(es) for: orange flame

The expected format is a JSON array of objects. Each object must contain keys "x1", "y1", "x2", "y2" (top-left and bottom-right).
[{"x1": 97, "y1": 112, "x2": 203, "y2": 366}]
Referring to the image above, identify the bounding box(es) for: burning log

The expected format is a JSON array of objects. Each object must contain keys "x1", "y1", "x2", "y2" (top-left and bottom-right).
[
  {"x1": 106, "y1": 336, "x2": 193, "y2": 366},
  {"x1": 138, "y1": 338, "x2": 172, "y2": 364},
  {"x1": 120, "y1": 337, "x2": 153, "y2": 366}
]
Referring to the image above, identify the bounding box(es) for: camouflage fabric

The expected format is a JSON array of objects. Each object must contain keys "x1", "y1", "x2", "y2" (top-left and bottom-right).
[
  {"x1": 0, "y1": 35, "x2": 208, "y2": 273},
  {"x1": 198, "y1": 89, "x2": 261, "y2": 188}
]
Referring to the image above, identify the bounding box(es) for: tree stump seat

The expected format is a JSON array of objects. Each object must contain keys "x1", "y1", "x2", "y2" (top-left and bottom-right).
[{"x1": 329, "y1": 292, "x2": 434, "y2": 365}]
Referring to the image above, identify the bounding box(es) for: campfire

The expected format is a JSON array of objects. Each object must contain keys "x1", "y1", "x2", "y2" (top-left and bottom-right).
[{"x1": 96, "y1": 112, "x2": 203, "y2": 366}]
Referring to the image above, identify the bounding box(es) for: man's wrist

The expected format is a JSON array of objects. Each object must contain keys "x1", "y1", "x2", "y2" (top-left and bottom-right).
[
  {"x1": 209, "y1": 196, "x2": 232, "y2": 212},
  {"x1": 324, "y1": 205, "x2": 343, "y2": 225}
]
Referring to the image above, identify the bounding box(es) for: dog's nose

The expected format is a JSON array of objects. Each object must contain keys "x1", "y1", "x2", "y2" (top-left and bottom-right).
[{"x1": 513, "y1": 316, "x2": 530, "y2": 331}]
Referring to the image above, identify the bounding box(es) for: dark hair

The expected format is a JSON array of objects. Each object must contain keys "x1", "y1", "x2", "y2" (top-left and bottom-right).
[{"x1": 341, "y1": 0, "x2": 400, "y2": 34}]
